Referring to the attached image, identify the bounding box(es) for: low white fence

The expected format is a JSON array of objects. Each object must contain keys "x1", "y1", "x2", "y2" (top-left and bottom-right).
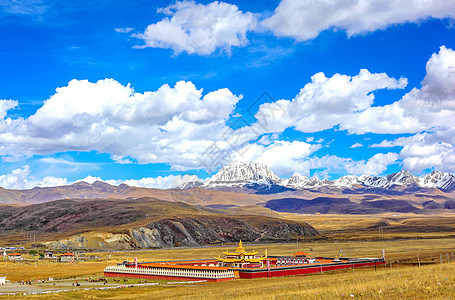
[{"x1": 104, "y1": 265, "x2": 235, "y2": 280}]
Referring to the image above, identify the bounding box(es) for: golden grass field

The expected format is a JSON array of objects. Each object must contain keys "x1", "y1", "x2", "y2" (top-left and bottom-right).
[
  {"x1": 2, "y1": 214, "x2": 455, "y2": 298},
  {"x1": 1, "y1": 258, "x2": 455, "y2": 299}
]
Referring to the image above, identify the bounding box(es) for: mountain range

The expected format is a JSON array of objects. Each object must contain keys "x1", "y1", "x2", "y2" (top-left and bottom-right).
[
  {"x1": 0, "y1": 161, "x2": 454, "y2": 207},
  {"x1": 201, "y1": 161, "x2": 455, "y2": 191}
]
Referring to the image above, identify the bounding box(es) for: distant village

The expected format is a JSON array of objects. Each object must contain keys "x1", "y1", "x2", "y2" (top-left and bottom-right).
[{"x1": 1, "y1": 247, "x2": 100, "y2": 263}]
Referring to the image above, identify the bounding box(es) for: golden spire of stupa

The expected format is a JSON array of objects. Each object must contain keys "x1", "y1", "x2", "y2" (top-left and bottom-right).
[{"x1": 236, "y1": 240, "x2": 245, "y2": 253}]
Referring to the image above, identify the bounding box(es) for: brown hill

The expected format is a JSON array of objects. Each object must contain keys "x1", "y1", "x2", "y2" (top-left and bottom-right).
[
  {"x1": 0, "y1": 182, "x2": 266, "y2": 206},
  {"x1": 0, "y1": 197, "x2": 318, "y2": 250}
]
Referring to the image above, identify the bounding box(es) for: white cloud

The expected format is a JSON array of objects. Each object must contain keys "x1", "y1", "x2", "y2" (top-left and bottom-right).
[
  {"x1": 37, "y1": 176, "x2": 69, "y2": 187},
  {"x1": 0, "y1": 166, "x2": 69, "y2": 189},
  {"x1": 350, "y1": 142, "x2": 363, "y2": 148},
  {"x1": 122, "y1": 174, "x2": 202, "y2": 189},
  {"x1": 400, "y1": 142, "x2": 455, "y2": 173},
  {"x1": 239, "y1": 150, "x2": 398, "y2": 177},
  {"x1": 253, "y1": 68, "x2": 407, "y2": 134},
  {"x1": 370, "y1": 133, "x2": 428, "y2": 148},
  {"x1": 39, "y1": 157, "x2": 97, "y2": 168},
  {"x1": 231, "y1": 140, "x2": 321, "y2": 176},
  {"x1": 255, "y1": 46, "x2": 455, "y2": 139},
  {"x1": 305, "y1": 137, "x2": 314, "y2": 143},
  {"x1": 350, "y1": 47, "x2": 455, "y2": 172},
  {"x1": 247, "y1": 46, "x2": 455, "y2": 175},
  {"x1": 1, "y1": 47, "x2": 454, "y2": 177},
  {"x1": 0, "y1": 165, "x2": 30, "y2": 189},
  {"x1": 0, "y1": 79, "x2": 242, "y2": 170},
  {"x1": 263, "y1": 0, "x2": 455, "y2": 41},
  {"x1": 76, "y1": 175, "x2": 103, "y2": 185},
  {"x1": 344, "y1": 46, "x2": 455, "y2": 135},
  {"x1": 0, "y1": 0, "x2": 46, "y2": 16},
  {"x1": 133, "y1": 1, "x2": 258, "y2": 55},
  {"x1": 115, "y1": 27, "x2": 133, "y2": 33},
  {"x1": 0, "y1": 99, "x2": 18, "y2": 119},
  {"x1": 345, "y1": 152, "x2": 399, "y2": 176},
  {"x1": 0, "y1": 167, "x2": 203, "y2": 190}
]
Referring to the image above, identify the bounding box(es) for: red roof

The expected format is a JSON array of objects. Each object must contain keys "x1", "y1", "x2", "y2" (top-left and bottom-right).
[
  {"x1": 292, "y1": 251, "x2": 310, "y2": 256},
  {"x1": 8, "y1": 253, "x2": 21, "y2": 256},
  {"x1": 61, "y1": 252, "x2": 75, "y2": 256}
]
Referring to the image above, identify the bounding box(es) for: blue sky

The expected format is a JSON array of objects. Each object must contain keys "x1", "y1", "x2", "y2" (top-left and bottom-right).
[{"x1": 0, "y1": 0, "x2": 455, "y2": 188}]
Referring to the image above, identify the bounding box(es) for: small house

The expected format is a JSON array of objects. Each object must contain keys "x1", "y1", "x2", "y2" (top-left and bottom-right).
[
  {"x1": 60, "y1": 252, "x2": 75, "y2": 263},
  {"x1": 7, "y1": 253, "x2": 22, "y2": 261},
  {"x1": 43, "y1": 252, "x2": 55, "y2": 259},
  {"x1": 0, "y1": 277, "x2": 6, "y2": 285}
]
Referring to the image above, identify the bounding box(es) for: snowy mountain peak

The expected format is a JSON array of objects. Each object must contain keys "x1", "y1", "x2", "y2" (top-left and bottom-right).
[
  {"x1": 420, "y1": 171, "x2": 455, "y2": 190},
  {"x1": 358, "y1": 174, "x2": 390, "y2": 188},
  {"x1": 386, "y1": 170, "x2": 419, "y2": 186},
  {"x1": 285, "y1": 172, "x2": 311, "y2": 188},
  {"x1": 209, "y1": 161, "x2": 280, "y2": 183},
  {"x1": 333, "y1": 175, "x2": 362, "y2": 188},
  {"x1": 202, "y1": 161, "x2": 455, "y2": 191}
]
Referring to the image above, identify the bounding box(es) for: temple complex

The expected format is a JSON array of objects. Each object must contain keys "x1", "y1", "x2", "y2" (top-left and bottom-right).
[
  {"x1": 216, "y1": 240, "x2": 267, "y2": 268},
  {"x1": 104, "y1": 240, "x2": 386, "y2": 281}
]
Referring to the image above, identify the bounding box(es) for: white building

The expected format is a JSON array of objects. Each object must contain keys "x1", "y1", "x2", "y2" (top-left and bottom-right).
[
  {"x1": 0, "y1": 277, "x2": 6, "y2": 285},
  {"x1": 7, "y1": 253, "x2": 22, "y2": 261}
]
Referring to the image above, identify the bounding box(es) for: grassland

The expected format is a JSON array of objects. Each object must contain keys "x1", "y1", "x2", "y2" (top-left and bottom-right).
[
  {"x1": 1, "y1": 237, "x2": 455, "y2": 281},
  {"x1": 1, "y1": 259, "x2": 455, "y2": 299},
  {"x1": 2, "y1": 214, "x2": 455, "y2": 298}
]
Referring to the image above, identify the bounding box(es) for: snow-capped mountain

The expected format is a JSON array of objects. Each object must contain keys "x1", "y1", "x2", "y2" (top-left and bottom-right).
[
  {"x1": 195, "y1": 161, "x2": 455, "y2": 191},
  {"x1": 386, "y1": 171, "x2": 419, "y2": 186},
  {"x1": 207, "y1": 161, "x2": 280, "y2": 184},
  {"x1": 419, "y1": 171, "x2": 455, "y2": 190},
  {"x1": 284, "y1": 172, "x2": 311, "y2": 188},
  {"x1": 333, "y1": 175, "x2": 363, "y2": 188},
  {"x1": 357, "y1": 175, "x2": 390, "y2": 188},
  {"x1": 176, "y1": 180, "x2": 204, "y2": 189},
  {"x1": 284, "y1": 172, "x2": 328, "y2": 189}
]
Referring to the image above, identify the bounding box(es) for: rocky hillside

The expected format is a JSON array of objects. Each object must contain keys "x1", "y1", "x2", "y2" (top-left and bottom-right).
[
  {"x1": 0, "y1": 197, "x2": 318, "y2": 250},
  {"x1": 131, "y1": 215, "x2": 317, "y2": 248}
]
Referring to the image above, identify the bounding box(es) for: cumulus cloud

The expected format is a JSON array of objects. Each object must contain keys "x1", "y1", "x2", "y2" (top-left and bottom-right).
[
  {"x1": 223, "y1": 138, "x2": 397, "y2": 177},
  {"x1": 352, "y1": 47, "x2": 455, "y2": 172},
  {"x1": 263, "y1": 0, "x2": 455, "y2": 41},
  {"x1": 122, "y1": 174, "x2": 202, "y2": 189},
  {"x1": 246, "y1": 151, "x2": 398, "y2": 177},
  {"x1": 254, "y1": 46, "x2": 455, "y2": 137},
  {"x1": 252, "y1": 68, "x2": 407, "y2": 134},
  {"x1": 0, "y1": 166, "x2": 69, "y2": 189},
  {"x1": 345, "y1": 152, "x2": 399, "y2": 176},
  {"x1": 0, "y1": 165, "x2": 30, "y2": 189},
  {"x1": 133, "y1": 1, "x2": 258, "y2": 55},
  {"x1": 344, "y1": 47, "x2": 455, "y2": 135},
  {"x1": 0, "y1": 99, "x2": 18, "y2": 119},
  {"x1": 37, "y1": 176, "x2": 69, "y2": 187},
  {"x1": 0, "y1": 79, "x2": 242, "y2": 170},
  {"x1": 250, "y1": 46, "x2": 455, "y2": 174},
  {"x1": 372, "y1": 132, "x2": 455, "y2": 173},
  {"x1": 128, "y1": 1, "x2": 455, "y2": 56},
  {"x1": 1, "y1": 47, "x2": 454, "y2": 176},
  {"x1": 0, "y1": 166, "x2": 203, "y2": 190},
  {"x1": 232, "y1": 140, "x2": 322, "y2": 175}
]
